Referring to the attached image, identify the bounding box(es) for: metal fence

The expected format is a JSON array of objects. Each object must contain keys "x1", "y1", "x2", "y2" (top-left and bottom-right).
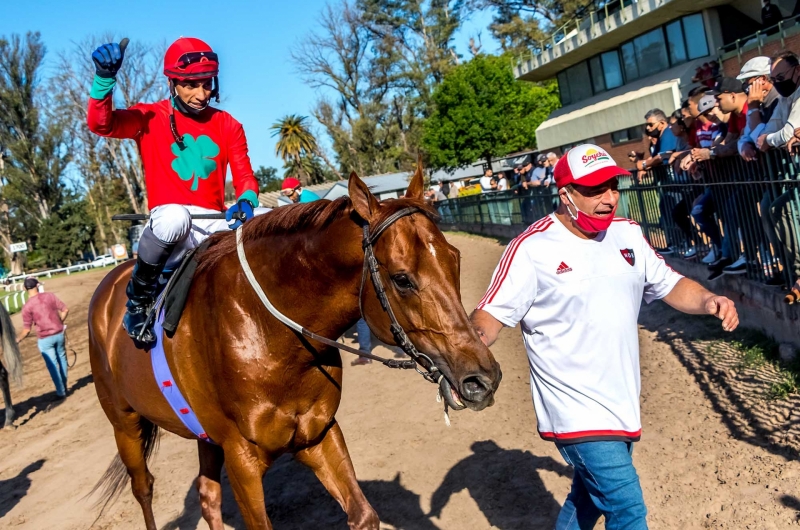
[{"x1": 436, "y1": 149, "x2": 800, "y2": 289}]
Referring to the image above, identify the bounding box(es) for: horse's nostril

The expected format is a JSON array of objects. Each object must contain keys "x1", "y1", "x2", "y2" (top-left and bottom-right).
[{"x1": 462, "y1": 375, "x2": 492, "y2": 401}]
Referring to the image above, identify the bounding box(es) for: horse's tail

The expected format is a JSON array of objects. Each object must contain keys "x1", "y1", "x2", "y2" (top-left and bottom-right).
[
  {"x1": 88, "y1": 418, "x2": 160, "y2": 514},
  {"x1": 0, "y1": 303, "x2": 23, "y2": 387}
]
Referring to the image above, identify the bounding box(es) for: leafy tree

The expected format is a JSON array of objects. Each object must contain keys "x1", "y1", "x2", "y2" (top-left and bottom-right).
[
  {"x1": 270, "y1": 115, "x2": 319, "y2": 186},
  {"x1": 36, "y1": 194, "x2": 95, "y2": 267},
  {"x1": 0, "y1": 32, "x2": 72, "y2": 270},
  {"x1": 422, "y1": 53, "x2": 559, "y2": 170},
  {"x1": 295, "y1": 1, "x2": 465, "y2": 176},
  {"x1": 254, "y1": 166, "x2": 281, "y2": 193},
  {"x1": 478, "y1": 0, "x2": 597, "y2": 54},
  {"x1": 282, "y1": 154, "x2": 338, "y2": 185}
]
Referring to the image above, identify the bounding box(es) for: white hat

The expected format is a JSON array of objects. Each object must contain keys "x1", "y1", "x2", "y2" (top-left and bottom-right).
[{"x1": 737, "y1": 56, "x2": 771, "y2": 80}]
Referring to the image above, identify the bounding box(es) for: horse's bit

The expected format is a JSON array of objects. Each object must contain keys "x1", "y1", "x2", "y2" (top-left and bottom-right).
[{"x1": 235, "y1": 207, "x2": 442, "y2": 384}]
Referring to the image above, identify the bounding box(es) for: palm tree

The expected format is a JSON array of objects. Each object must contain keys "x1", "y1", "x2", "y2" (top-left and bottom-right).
[{"x1": 270, "y1": 115, "x2": 318, "y2": 186}]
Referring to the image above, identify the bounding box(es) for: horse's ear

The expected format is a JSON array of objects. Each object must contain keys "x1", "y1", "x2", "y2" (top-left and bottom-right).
[
  {"x1": 405, "y1": 161, "x2": 424, "y2": 200},
  {"x1": 349, "y1": 171, "x2": 380, "y2": 223}
]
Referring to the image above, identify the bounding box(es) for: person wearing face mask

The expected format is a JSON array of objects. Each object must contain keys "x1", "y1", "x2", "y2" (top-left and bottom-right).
[
  {"x1": 87, "y1": 37, "x2": 260, "y2": 346},
  {"x1": 736, "y1": 57, "x2": 779, "y2": 161},
  {"x1": 470, "y1": 143, "x2": 738, "y2": 530},
  {"x1": 634, "y1": 109, "x2": 673, "y2": 173},
  {"x1": 757, "y1": 51, "x2": 800, "y2": 151}
]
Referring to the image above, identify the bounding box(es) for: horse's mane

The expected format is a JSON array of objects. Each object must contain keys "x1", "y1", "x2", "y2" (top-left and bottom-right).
[{"x1": 196, "y1": 196, "x2": 439, "y2": 273}]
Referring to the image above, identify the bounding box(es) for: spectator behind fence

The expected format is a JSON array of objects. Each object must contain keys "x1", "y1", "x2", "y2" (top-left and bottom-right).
[
  {"x1": 755, "y1": 52, "x2": 800, "y2": 295},
  {"x1": 529, "y1": 154, "x2": 551, "y2": 187},
  {"x1": 737, "y1": 57, "x2": 780, "y2": 161},
  {"x1": 758, "y1": 51, "x2": 800, "y2": 151},
  {"x1": 681, "y1": 89, "x2": 727, "y2": 267},
  {"x1": 480, "y1": 168, "x2": 495, "y2": 192}
]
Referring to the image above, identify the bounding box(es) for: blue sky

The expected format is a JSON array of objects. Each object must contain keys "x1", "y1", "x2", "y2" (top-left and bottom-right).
[{"x1": 1, "y1": 0, "x2": 498, "y2": 173}]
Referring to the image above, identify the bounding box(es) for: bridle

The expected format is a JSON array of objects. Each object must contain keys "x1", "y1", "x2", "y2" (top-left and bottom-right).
[
  {"x1": 358, "y1": 207, "x2": 442, "y2": 384},
  {"x1": 235, "y1": 206, "x2": 442, "y2": 385}
]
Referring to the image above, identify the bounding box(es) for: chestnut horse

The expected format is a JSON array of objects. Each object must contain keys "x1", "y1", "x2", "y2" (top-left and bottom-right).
[{"x1": 88, "y1": 170, "x2": 502, "y2": 529}]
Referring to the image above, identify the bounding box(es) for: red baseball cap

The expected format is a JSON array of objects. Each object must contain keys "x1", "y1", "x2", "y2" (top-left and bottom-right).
[
  {"x1": 281, "y1": 177, "x2": 301, "y2": 190},
  {"x1": 553, "y1": 144, "x2": 630, "y2": 188}
]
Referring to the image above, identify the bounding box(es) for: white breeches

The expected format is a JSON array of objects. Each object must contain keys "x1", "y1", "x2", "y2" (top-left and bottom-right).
[{"x1": 149, "y1": 204, "x2": 270, "y2": 268}]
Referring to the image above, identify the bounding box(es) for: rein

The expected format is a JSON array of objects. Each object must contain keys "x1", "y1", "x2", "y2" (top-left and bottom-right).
[{"x1": 235, "y1": 207, "x2": 440, "y2": 378}]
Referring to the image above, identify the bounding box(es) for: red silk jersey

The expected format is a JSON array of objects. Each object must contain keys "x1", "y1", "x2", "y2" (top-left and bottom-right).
[{"x1": 87, "y1": 96, "x2": 258, "y2": 211}]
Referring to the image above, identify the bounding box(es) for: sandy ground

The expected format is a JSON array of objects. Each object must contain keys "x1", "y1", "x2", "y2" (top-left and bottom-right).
[{"x1": 0, "y1": 232, "x2": 799, "y2": 529}]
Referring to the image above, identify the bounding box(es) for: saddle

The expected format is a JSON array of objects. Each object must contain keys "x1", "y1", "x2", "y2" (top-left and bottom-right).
[{"x1": 148, "y1": 239, "x2": 212, "y2": 338}]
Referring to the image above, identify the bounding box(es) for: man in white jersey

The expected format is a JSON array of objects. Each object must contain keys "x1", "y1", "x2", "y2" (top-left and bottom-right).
[{"x1": 471, "y1": 144, "x2": 738, "y2": 530}]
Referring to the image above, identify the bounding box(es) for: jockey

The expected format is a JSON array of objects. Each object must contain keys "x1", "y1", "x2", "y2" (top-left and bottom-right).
[
  {"x1": 281, "y1": 177, "x2": 320, "y2": 204},
  {"x1": 87, "y1": 37, "x2": 259, "y2": 346}
]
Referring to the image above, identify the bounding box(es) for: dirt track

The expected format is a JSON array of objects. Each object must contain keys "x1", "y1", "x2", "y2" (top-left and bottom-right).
[{"x1": 1, "y1": 232, "x2": 799, "y2": 529}]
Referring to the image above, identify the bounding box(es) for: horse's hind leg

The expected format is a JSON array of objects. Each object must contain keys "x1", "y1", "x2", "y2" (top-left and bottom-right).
[
  {"x1": 196, "y1": 441, "x2": 225, "y2": 530},
  {"x1": 114, "y1": 414, "x2": 158, "y2": 530},
  {"x1": 0, "y1": 363, "x2": 14, "y2": 428},
  {"x1": 295, "y1": 422, "x2": 379, "y2": 530}
]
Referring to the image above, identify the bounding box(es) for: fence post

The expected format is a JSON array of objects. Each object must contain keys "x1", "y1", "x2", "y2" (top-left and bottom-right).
[{"x1": 3, "y1": 297, "x2": 8, "y2": 312}]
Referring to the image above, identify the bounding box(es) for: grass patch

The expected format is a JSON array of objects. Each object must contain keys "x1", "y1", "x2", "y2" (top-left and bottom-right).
[{"x1": 725, "y1": 329, "x2": 800, "y2": 401}]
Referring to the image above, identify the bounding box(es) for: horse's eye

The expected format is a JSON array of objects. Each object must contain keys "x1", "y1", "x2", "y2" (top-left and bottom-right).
[{"x1": 392, "y1": 274, "x2": 415, "y2": 291}]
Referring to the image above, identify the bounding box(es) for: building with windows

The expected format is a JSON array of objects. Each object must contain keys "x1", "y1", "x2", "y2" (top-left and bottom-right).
[{"x1": 515, "y1": 0, "x2": 777, "y2": 166}]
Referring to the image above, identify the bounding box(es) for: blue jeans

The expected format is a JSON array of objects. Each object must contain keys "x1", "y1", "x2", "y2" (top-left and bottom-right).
[
  {"x1": 38, "y1": 332, "x2": 68, "y2": 397},
  {"x1": 356, "y1": 318, "x2": 372, "y2": 352},
  {"x1": 555, "y1": 441, "x2": 647, "y2": 530}
]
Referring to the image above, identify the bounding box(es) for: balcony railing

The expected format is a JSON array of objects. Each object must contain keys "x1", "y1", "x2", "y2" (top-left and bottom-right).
[
  {"x1": 718, "y1": 14, "x2": 800, "y2": 64},
  {"x1": 436, "y1": 150, "x2": 800, "y2": 289}
]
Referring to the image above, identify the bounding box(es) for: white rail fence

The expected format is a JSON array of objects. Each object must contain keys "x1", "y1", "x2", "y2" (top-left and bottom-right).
[
  {"x1": 1, "y1": 290, "x2": 26, "y2": 312},
  {"x1": 2, "y1": 260, "x2": 120, "y2": 292}
]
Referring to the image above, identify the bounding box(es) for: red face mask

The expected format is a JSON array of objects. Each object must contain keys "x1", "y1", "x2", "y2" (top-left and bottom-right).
[{"x1": 566, "y1": 191, "x2": 616, "y2": 233}]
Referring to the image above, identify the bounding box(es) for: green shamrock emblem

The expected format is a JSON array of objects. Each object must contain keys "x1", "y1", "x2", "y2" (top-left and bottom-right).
[{"x1": 170, "y1": 134, "x2": 220, "y2": 191}]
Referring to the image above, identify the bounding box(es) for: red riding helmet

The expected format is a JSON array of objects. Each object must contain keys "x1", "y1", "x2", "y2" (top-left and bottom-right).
[
  {"x1": 281, "y1": 177, "x2": 301, "y2": 191},
  {"x1": 163, "y1": 37, "x2": 219, "y2": 80}
]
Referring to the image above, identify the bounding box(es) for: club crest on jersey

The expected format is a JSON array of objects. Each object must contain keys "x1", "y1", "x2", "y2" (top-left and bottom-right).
[{"x1": 620, "y1": 248, "x2": 635, "y2": 266}]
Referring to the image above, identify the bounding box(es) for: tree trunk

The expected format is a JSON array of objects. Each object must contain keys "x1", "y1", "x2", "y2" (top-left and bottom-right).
[
  {"x1": 295, "y1": 154, "x2": 310, "y2": 186},
  {"x1": 316, "y1": 148, "x2": 342, "y2": 180},
  {"x1": 85, "y1": 189, "x2": 108, "y2": 250}
]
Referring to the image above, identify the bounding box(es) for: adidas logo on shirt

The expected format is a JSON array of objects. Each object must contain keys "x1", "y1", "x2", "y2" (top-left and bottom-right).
[{"x1": 556, "y1": 261, "x2": 572, "y2": 274}]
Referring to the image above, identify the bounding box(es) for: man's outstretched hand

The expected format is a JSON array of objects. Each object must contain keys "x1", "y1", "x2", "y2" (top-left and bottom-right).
[{"x1": 705, "y1": 295, "x2": 739, "y2": 332}]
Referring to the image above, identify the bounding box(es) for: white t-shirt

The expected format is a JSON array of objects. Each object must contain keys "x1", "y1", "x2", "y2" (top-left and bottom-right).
[
  {"x1": 477, "y1": 214, "x2": 683, "y2": 444},
  {"x1": 479, "y1": 176, "x2": 493, "y2": 191},
  {"x1": 497, "y1": 178, "x2": 508, "y2": 190}
]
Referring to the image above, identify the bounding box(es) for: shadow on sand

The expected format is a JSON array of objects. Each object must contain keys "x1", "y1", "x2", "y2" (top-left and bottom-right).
[
  {"x1": 0, "y1": 459, "x2": 45, "y2": 519},
  {"x1": 161, "y1": 440, "x2": 568, "y2": 529},
  {"x1": 0, "y1": 373, "x2": 93, "y2": 428}
]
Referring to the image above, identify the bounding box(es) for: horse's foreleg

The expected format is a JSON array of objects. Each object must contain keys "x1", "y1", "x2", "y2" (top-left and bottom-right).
[
  {"x1": 196, "y1": 441, "x2": 225, "y2": 530},
  {"x1": 0, "y1": 363, "x2": 14, "y2": 428},
  {"x1": 295, "y1": 421, "x2": 380, "y2": 530},
  {"x1": 223, "y1": 437, "x2": 272, "y2": 530}
]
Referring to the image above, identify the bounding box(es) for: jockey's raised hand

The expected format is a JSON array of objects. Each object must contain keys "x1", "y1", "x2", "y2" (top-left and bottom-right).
[
  {"x1": 226, "y1": 199, "x2": 255, "y2": 230},
  {"x1": 92, "y1": 38, "x2": 128, "y2": 78}
]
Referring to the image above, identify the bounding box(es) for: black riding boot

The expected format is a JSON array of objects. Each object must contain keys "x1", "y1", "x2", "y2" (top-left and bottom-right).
[{"x1": 123, "y1": 257, "x2": 165, "y2": 347}]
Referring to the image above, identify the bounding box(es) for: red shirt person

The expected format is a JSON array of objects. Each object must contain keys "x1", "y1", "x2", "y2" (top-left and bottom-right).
[
  {"x1": 17, "y1": 278, "x2": 70, "y2": 398},
  {"x1": 87, "y1": 37, "x2": 259, "y2": 346}
]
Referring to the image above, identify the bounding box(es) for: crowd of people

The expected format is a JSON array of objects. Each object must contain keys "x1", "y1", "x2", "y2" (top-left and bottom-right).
[{"x1": 627, "y1": 52, "x2": 800, "y2": 299}]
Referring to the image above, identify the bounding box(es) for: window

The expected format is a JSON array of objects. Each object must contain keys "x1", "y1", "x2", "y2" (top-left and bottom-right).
[
  {"x1": 552, "y1": 14, "x2": 708, "y2": 106},
  {"x1": 633, "y1": 28, "x2": 669, "y2": 79},
  {"x1": 589, "y1": 55, "x2": 606, "y2": 94},
  {"x1": 566, "y1": 62, "x2": 592, "y2": 102},
  {"x1": 601, "y1": 51, "x2": 623, "y2": 90},
  {"x1": 682, "y1": 14, "x2": 708, "y2": 59},
  {"x1": 666, "y1": 20, "x2": 687, "y2": 65},
  {"x1": 557, "y1": 71, "x2": 572, "y2": 106},
  {"x1": 620, "y1": 42, "x2": 639, "y2": 82},
  {"x1": 611, "y1": 125, "x2": 645, "y2": 145}
]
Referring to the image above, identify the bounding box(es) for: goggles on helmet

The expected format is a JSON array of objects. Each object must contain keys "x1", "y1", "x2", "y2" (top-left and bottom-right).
[{"x1": 177, "y1": 51, "x2": 218, "y2": 69}]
